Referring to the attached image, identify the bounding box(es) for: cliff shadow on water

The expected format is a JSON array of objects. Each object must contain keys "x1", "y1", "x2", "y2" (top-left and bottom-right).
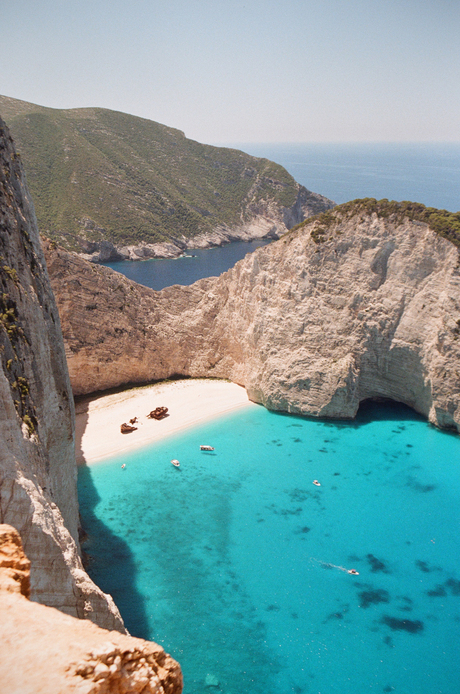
[{"x1": 76, "y1": 404, "x2": 150, "y2": 639}]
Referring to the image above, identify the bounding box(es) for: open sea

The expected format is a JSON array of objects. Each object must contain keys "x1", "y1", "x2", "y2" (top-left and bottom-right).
[
  {"x1": 229, "y1": 142, "x2": 460, "y2": 213},
  {"x1": 78, "y1": 401, "x2": 460, "y2": 694},
  {"x1": 105, "y1": 142, "x2": 460, "y2": 291},
  {"x1": 84, "y1": 143, "x2": 460, "y2": 692}
]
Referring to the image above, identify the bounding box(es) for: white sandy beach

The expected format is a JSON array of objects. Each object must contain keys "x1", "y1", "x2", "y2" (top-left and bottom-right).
[{"x1": 75, "y1": 378, "x2": 254, "y2": 465}]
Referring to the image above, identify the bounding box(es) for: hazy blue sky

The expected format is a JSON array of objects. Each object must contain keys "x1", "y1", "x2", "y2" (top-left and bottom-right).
[{"x1": 1, "y1": 0, "x2": 459, "y2": 144}]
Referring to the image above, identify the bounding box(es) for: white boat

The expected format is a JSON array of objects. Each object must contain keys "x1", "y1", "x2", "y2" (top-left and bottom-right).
[
  {"x1": 200, "y1": 445, "x2": 215, "y2": 451},
  {"x1": 171, "y1": 459, "x2": 180, "y2": 467}
]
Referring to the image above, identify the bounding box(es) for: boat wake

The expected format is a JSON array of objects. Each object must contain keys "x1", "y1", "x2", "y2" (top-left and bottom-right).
[{"x1": 312, "y1": 558, "x2": 359, "y2": 575}]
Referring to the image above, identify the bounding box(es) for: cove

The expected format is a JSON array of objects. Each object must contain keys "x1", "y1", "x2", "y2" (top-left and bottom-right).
[
  {"x1": 78, "y1": 400, "x2": 460, "y2": 694},
  {"x1": 104, "y1": 239, "x2": 271, "y2": 291}
]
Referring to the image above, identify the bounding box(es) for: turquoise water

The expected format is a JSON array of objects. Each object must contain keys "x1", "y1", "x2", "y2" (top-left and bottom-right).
[{"x1": 78, "y1": 401, "x2": 460, "y2": 694}]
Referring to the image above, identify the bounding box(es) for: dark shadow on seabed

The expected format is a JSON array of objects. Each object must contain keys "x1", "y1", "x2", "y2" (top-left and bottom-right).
[{"x1": 75, "y1": 401, "x2": 150, "y2": 638}]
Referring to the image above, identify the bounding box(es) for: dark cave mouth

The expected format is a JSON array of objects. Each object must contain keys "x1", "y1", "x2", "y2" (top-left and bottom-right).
[{"x1": 356, "y1": 397, "x2": 425, "y2": 425}]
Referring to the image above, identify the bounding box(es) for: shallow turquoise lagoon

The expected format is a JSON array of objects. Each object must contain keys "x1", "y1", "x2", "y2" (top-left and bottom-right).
[{"x1": 78, "y1": 401, "x2": 460, "y2": 694}]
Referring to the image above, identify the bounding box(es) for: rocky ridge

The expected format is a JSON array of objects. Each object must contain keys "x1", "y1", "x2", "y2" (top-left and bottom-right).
[
  {"x1": 45, "y1": 200, "x2": 460, "y2": 433},
  {"x1": 0, "y1": 118, "x2": 123, "y2": 629},
  {"x1": 0, "y1": 524, "x2": 182, "y2": 694}
]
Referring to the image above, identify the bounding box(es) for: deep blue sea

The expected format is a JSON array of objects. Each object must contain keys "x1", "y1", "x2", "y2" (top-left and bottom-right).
[
  {"x1": 78, "y1": 400, "x2": 460, "y2": 694},
  {"x1": 105, "y1": 142, "x2": 460, "y2": 291}
]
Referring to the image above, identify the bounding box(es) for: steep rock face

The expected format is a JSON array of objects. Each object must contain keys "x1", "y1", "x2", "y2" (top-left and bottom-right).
[
  {"x1": 0, "y1": 119, "x2": 124, "y2": 629},
  {"x1": 0, "y1": 524, "x2": 183, "y2": 694},
  {"x1": 45, "y1": 205, "x2": 460, "y2": 433}
]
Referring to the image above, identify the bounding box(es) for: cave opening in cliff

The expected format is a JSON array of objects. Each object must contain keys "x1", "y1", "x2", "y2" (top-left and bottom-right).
[{"x1": 356, "y1": 397, "x2": 425, "y2": 427}]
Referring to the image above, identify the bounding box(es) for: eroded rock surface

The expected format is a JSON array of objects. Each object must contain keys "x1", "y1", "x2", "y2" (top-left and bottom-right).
[
  {"x1": 0, "y1": 118, "x2": 124, "y2": 629},
  {"x1": 0, "y1": 524, "x2": 183, "y2": 694},
  {"x1": 45, "y1": 203, "x2": 460, "y2": 432}
]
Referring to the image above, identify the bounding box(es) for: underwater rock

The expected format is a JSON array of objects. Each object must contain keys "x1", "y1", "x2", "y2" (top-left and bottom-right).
[{"x1": 205, "y1": 673, "x2": 220, "y2": 687}]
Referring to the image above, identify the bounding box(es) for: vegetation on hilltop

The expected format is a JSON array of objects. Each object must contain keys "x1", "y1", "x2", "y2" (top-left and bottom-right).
[
  {"x1": 0, "y1": 95, "x2": 302, "y2": 252},
  {"x1": 291, "y1": 198, "x2": 460, "y2": 248}
]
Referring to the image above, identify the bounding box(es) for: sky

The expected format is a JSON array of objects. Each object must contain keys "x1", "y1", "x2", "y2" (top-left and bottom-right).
[{"x1": 1, "y1": 0, "x2": 459, "y2": 145}]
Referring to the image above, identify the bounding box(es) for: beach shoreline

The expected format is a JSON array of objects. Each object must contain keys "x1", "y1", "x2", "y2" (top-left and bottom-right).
[{"x1": 75, "y1": 378, "x2": 254, "y2": 465}]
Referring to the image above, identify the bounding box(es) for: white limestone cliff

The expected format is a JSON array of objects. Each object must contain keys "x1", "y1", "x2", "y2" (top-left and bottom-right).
[
  {"x1": 45, "y1": 202, "x2": 460, "y2": 433},
  {"x1": 0, "y1": 119, "x2": 124, "y2": 629}
]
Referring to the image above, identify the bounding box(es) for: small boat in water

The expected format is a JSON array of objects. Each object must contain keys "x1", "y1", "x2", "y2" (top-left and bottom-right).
[
  {"x1": 313, "y1": 480, "x2": 321, "y2": 486},
  {"x1": 171, "y1": 459, "x2": 180, "y2": 467},
  {"x1": 200, "y1": 445, "x2": 215, "y2": 451}
]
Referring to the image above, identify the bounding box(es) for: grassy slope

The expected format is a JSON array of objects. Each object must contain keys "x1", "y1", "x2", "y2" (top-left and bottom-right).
[{"x1": 0, "y1": 96, "x2": 300, "y2": 251}]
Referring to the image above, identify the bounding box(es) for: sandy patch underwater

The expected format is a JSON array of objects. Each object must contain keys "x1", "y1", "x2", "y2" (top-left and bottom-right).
[{"x1": 78, "y1": 400, "x2": 460, "y2": 694}]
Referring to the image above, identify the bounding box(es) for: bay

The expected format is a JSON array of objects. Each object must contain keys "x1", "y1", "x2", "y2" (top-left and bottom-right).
[
  {"x1": 78, "y1": 400, "x2": 460, "y2": 694},
  {"x1": 81, "y1": 142, "x2": 460, "y2": 692}
]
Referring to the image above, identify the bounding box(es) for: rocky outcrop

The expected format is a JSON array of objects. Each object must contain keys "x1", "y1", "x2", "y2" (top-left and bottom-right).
[
  {"x1": 0, "y1": 524, "x2": 183, "y2": 694},
  {"x1": 0, "y1": 118, "x2": 124, "y2": 629},
  {"x1": 0, "y1": 524, "x2": 30, "y2": 597},
  {"x1": 45, "y1": 201, "x2": 460, "y2": 433}
]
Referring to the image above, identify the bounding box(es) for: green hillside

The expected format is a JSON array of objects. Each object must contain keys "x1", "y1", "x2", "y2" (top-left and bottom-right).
[{"x1": 0, "y1": 95, "x2": 305, "y2": 252}]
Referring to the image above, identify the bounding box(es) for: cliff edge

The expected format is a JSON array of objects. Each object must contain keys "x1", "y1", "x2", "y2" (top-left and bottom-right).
[
  {"x1": 0, "y1": 118, "x2": 123, "y2": 629},
  {"x1": 0, "y1": 524, "x2": 182, "y2": 694},
  {"x1": 46, "y1": 200, "x2": 460, "y2": 433}
]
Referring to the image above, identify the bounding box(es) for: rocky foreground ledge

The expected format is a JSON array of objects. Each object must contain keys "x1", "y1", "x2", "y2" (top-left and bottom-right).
[
  {"x1": 0, "y1": 525, "x2": 182, "y2": 694},
  {"x1": 46, "y1": 199, "x2": 460, "y2": 433}
]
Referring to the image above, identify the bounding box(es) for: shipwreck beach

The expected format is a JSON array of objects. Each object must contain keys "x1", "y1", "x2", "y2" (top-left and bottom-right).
[{"x1": 75, "y1": 378, "x2": 254, "y2": 464}]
